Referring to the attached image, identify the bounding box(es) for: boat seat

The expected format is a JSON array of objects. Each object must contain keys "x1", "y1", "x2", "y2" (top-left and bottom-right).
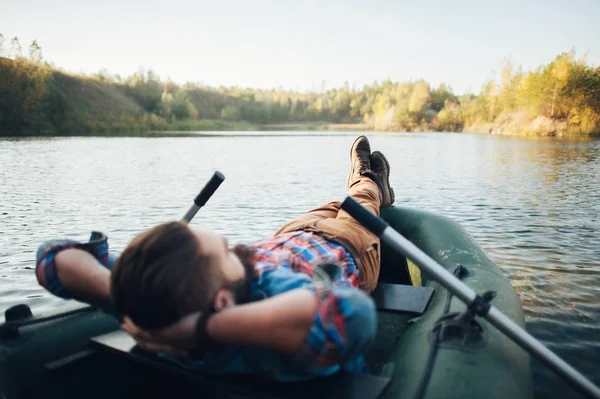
[
  {"x1": 372, "y1": 283, "x2": 434, "y2": 315},
  {"x1": 89, "y1": 331, "x2": 391, "y2": 399}
]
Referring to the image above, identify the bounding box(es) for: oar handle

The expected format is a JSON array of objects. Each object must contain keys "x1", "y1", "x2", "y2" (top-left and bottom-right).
[
  {"x1": 194, "y1": 171, "x2": 225, "y2": 207},
  {"x1": 182, "y1": 171, "x2": 225, "y2": 223}
]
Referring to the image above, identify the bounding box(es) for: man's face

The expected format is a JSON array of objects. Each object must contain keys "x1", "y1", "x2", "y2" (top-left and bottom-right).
[
  {"x1": 191, "y1": 229, "x2": 256, "y2": 308},
  {"x1": 192, "y1": 229, "x2": 245, "y2": 284}
]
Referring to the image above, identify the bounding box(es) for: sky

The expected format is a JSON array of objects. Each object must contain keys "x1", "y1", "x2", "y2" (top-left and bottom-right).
[{"x1": 1, "y1": 0, "x2": 599, "y2": 94}]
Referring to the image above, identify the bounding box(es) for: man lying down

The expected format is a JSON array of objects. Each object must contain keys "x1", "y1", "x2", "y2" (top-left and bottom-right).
[{"x1": 35, "y1": 136, "x2": 396, "y2": 382}]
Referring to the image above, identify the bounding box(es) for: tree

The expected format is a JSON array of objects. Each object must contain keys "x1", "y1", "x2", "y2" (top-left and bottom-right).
[
  {"x1": 549, "y1": 51, "x2": 573, "y2": 117},
  {"x1": 436, "y1": 97, "x2": 464, "y2": 131},
  {"x1": 10, "y1": 37, "x2": 22, "y2": 58},
  {"x1": 430, "y1": 83, "x2": 452, "y2": 112},
  {"x1": 408, "y1": 81, "x2": 431, "y2": 114},
  {"x1": 124, "y1": 69, "x2": 163, "y2": 113},
  {"x1": 499, "y1": 60, "x2": 522, "y2": 113},
  {"x1": 28, "y1": 40, "x2": 43, "y2": 64}
]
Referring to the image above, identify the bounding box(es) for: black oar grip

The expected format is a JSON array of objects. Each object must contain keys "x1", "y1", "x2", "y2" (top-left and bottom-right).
[
  {"x1": 341, "y1": 197, "x2": 388, "y2": 237},
  {"x1": 194, "y1": 171, "x2": 225, "y2": 207}
]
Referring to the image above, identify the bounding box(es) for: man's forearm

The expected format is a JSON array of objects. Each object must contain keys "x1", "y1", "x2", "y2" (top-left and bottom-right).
[
  {"x1": 55, "y1": 249, "x2": 113, "y2": 309},
  {"x1": 208, "y1": 289, "x2": 317, "y2": 354}
]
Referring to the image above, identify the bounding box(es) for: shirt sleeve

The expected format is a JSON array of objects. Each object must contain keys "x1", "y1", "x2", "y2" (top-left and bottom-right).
[
  {"x1": 253, "y1": 266, "x2": 377, "y2": 368},
  {"x1": 296, "y1": 284, "x2": 377, "y2": 367},
  {"x1": 35, "y1": 232, "x2": 116, "y2": 299}
]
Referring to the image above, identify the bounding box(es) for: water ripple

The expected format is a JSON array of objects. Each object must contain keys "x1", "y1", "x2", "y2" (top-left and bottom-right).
[{"x1": 1, "y1": 133, "x2": 599, "y2": 397}]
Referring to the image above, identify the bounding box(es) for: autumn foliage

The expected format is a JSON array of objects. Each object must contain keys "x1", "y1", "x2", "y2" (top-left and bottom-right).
[{"x1": 1, "y1": 34, "x2": 598, "y2": 136}]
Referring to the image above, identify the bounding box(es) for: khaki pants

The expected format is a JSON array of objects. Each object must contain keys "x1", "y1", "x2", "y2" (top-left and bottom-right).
[{"x1": 274, "y1": 177, "x2": 381, "y2": 293}]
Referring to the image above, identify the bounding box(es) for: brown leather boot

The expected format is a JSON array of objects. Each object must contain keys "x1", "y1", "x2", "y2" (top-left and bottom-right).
[
  {"x1": 347, "y1": 136, "x2": 377, "y2": 188},
  {"x1": 370, "y1": 151, "x2": 395, "y2": 206}
]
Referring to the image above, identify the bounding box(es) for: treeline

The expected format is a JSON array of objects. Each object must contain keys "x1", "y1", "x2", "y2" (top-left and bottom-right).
[
  {"x1": 463, "y1": 51, "x2": 600, "y2": 136},
  {"x1": 1, "y1": 34, "x2": 599, "y2": 136}
]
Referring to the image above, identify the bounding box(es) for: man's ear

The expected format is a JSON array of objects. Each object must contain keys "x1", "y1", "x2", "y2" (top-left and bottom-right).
[{"x1": 213, "y1": 289, "x2": 236, "y2": 311}]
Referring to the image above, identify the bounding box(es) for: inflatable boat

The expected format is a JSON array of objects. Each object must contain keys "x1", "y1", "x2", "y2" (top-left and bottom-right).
[{"x1": 0, "y1": 206, "x2": 533, "y2": 399}]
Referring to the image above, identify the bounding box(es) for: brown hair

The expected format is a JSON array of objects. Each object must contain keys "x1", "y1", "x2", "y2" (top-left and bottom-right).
[{"x1": 110, "y1": 221, "x2": 223, "y2": 329}]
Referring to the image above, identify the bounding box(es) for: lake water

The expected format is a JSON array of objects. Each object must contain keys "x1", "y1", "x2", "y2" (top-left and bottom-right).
[{"x1": 1, "y1": 132, "x2": 599, "y2": 398}]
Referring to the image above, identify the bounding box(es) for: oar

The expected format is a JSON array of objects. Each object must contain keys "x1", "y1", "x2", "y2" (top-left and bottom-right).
[
  {"x1": 1, "y1": 171, "x2": 227, "y2": 332},
  {"x1": 340, "y1": 197, "x2": 600, "y2": 399},
  {"x1": 182, "y1": 171, "x2": 225, "y2": 224}
]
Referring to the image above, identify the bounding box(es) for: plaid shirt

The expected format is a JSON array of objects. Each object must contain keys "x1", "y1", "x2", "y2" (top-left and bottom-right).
[
  {"x1": 36, "y1": 230, "x2": 377, "y2": 381},
  {"x1": 248, "y1": 231, "x2": 375, "y2": 370},
  {"x1": 36, "y1": 233, "x2": 115, "y2": 299}
]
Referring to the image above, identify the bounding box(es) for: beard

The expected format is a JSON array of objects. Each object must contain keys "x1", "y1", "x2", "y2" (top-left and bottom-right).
[{"x1": 228, "y1": 244, "x2": 257, "y2": 304}]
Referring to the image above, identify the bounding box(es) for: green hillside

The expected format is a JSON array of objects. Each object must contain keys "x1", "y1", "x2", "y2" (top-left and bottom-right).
[{"x1": 47, "y1": 70, "x2": 147, "y2": 133}]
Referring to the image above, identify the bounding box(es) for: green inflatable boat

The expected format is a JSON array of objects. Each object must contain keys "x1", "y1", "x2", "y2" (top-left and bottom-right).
[{"x1": 0, "y1": 206, "x2": 533, "y2": 399}]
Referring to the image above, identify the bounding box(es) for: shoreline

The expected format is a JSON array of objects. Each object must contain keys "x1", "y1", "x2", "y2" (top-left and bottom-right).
[{"x1": 2, "y1": 119, "x2": 598, "y2": 138}]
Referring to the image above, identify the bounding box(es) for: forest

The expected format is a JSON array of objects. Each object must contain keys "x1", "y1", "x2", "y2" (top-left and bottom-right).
[{"x1": 1, "y1": 34, "x2": 599, "y2": 136}]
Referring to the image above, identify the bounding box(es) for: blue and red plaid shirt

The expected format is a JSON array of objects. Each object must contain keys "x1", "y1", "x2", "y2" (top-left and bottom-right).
[{"x1": 36, "y1": 230, "x2": 377, "y2": 381}]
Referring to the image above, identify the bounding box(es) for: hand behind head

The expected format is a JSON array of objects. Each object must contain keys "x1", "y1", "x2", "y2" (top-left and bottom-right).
[{"x1": 122, "y1": 313, "x2": 202, "y2": 357}]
